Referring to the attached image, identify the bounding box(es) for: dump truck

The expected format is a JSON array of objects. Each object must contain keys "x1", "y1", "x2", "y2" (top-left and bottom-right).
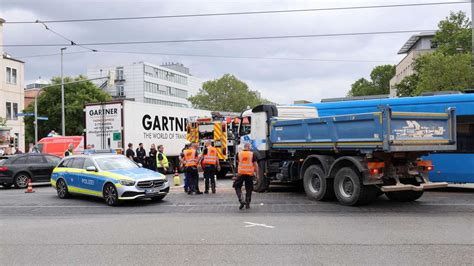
[{"x1": 236, "y1": 104, "x2": 456, "y2": 206}]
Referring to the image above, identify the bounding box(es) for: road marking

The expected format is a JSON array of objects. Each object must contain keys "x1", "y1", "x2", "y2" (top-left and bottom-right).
[{"x1": 244, "y1": 222, "x2": 275, "y2": 229}]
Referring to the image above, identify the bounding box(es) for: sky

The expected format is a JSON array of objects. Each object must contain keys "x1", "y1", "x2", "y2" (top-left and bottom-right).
[{"x1": 0, "y1": 0, "x2": 471, "y2": 104}]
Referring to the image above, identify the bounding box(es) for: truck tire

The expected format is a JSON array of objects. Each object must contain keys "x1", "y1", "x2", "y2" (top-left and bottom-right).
[
  {"x1": 385, "y1": 190, "x2": 424, "y2": 202},
  {"x1": 253, "y1": 162, "x2": 269, "y2": 193},
  {"x1": 334, "y1": 167, "x2": 378, "y2": 206},
  {"x1": 303, "y1": 165, "x2": 334, "y2": 201}
]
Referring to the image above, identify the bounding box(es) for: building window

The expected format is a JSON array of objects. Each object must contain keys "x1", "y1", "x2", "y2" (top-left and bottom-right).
[
  {"x1": 116, "y1": 84, "x2": 125, "y2": 97},
  {"x1": 12, "y1": 103, "x2": 18, "y2": 120},
  {"x1": 116, "y1": 67, "x2": 124, "y2": 80},
  {"x1": 6, "y1": 102, "x2": 12, "y2": 120},
  {"x1": 6, "y1": 67, "x2": 17, "y2": 85}
]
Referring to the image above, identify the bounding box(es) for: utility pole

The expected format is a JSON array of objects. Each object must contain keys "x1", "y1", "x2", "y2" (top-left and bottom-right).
[{"x1": 60, "y1": 47, "x2": 67, "y2": 136}]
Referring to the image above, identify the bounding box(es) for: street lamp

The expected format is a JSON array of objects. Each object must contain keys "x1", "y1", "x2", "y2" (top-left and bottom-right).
[{"x1": 60, "y1": 47, "x2": 67, "y2": 136}]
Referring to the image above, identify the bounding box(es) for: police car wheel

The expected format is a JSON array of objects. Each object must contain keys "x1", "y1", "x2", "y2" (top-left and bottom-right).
[
  {"x1": 103, "y1": 184, "x2": 120, "y2": 206},
  {"x1": 56, "y1": 179, "x2": 70, "y2": 199}
]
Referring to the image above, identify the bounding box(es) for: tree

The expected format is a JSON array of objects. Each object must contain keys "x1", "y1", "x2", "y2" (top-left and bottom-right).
[
  {"x1": 188, "y1": 74, "x2": 270, "y2": 112},
  {"x1": 395, "y1": 74, "x2": 419, "y2": 97},
  {"x1": 348, "y1": 65, "x2": 395, "y2": 96},
  {"x1": 432, "y1": 11, "x2": 472, "y2": 55},
  {"x1": 23, "y1": 75, "x2": 111, "y2": 144},
  {"x1": 414, "y1": 52, "x2": 474, "y2": 95}
]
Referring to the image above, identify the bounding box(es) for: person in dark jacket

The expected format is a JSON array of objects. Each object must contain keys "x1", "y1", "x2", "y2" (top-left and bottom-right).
[
  {"x1": 148, "y1": 144, "x2": 157, "y2": 171},
  {"x1": 136, "y1": 143, "x2": 146, "y2": 166},
  {"x1": 126, "y1": 143, "x2": 135, "y2": 161}
]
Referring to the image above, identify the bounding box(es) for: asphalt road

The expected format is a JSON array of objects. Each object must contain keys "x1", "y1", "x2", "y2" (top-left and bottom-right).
[{"x1": 1, "y1": 176, "x2": 473, "y2": 265}]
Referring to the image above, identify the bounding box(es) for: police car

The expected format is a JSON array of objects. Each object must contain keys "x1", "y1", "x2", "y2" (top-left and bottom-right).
[{"x1": 51, "y1": 153, "x2": 169, "y2": 206}]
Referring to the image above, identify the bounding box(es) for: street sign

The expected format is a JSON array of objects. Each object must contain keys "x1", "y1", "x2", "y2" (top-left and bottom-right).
[
  {"x1": 113, "y1": 132, "x2": 121, "y2": 141},
  {"x1": 17, "y1": 113, "x2": 34, "y2": 117},
  {"x1": 37, "y1": 117, "x2": 48, "y2": 120}
]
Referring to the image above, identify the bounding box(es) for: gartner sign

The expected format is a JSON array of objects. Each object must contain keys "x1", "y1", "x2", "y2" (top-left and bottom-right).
[
  {"x1": 141, "y1": 114, "x2": 188, "y2": 140},
  {"x1": 85, "y1": 103, "x2": 122, "y2": 149}
]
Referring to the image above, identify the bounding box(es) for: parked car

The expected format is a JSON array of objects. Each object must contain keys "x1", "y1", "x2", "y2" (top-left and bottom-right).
[
  {"x1": 51, "y1": 154, "x2": 170, "y2": 206},
  {"x1": 0, "y1": 154, "x2": 61, "y2": 188}
]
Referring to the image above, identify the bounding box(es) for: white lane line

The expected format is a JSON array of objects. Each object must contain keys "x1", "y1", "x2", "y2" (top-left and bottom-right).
[{"x1": 244, "y1": 222, "x2": 275, "y2": 229}]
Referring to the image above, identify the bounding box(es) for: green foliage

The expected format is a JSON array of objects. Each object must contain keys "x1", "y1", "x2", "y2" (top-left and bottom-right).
[
  {"x1": 188, "y1": 74, "x2": 270, "y2": 112},
  {"x1": 23, "y1": 75, "x2": 111, "y2": 144},
  {"x1": 414, "y1": 52, "x2": 474, "y2": 95},
  {"x1": 432, "y1": 11, "x2": 472, "y2": 55},
  {"x1": 348, "y1": 65, "x2": 395, "y2": 96},
  {"x1": 0, "y1": 117, "x2": 6, "y2": 127},
  {"x1": 395, "y1": 74, "x2": 419, "y2": 97}
]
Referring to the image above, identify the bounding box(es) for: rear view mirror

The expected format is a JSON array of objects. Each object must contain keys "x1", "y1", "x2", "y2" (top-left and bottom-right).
[
  {"x1": 138, "y1": 163, "x2": 143, "y2": 168},
  {"x1": 86, "y1": 166, "x2": 97, "y2": 172}
]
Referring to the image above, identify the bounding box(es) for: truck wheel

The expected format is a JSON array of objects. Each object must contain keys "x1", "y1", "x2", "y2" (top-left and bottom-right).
[
  {"x1": 303, "y1": 165, "x2": 334, "y2": 201},
  {"x1": 334, "y1": 167, "x2": 377, "y2": 206},
  {"x1": 253, "y1": 162, "x2": 269, "y2": 192},
  {"x1": 385, "y1": 190, "x2": 424, "y2": 202}
]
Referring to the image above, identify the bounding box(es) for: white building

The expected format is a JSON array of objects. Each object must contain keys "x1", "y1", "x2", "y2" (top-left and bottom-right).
[
  {"x1": 87, "y1": 62, "x2": 203, "y2": 108},
  {"x1": 389, "y1": 31, "x2": 436, "y2": 97},
  {"x1": 0, "y1": 18, "x2": 25, "y2": 152}
]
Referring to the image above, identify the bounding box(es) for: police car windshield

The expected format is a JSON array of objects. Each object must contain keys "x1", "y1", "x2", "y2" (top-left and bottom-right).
[{"x1": 95, "y1": 156, "x2": 139, "y2": 171}]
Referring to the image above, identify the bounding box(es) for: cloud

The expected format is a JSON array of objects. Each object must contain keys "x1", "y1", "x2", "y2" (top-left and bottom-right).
[{"x1": 0, "y1": 0, "x2": 471, "y2": 103}]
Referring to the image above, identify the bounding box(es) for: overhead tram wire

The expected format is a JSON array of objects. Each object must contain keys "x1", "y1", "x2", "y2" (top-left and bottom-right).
[
  {"x1": 16, "y1": 49, "x2": 392, "y2": 63},
  {"x1": 1, "y1": 29, "x2": 436, "y2": 47},
  {"x1": 37, "y1": 20, "x2": 98, "y2": 52},
  {"x1": 4, "y1": 1, "x2": 470, "y2": 24}
]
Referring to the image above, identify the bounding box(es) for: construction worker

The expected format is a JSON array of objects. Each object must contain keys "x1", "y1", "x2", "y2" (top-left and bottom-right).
[
  {"x1": 64, "y1": 143, "x2": 74, "y2": 157},
  {"x1": 234, "y1": 142, "x2": 259, "y2": 209},
  {"x1": 180, "y1": 141, "x2": 191, "y2": 192},
  {"x1": 181, "y1": 143, "x2": 202, "y2": 195},
  {"x1": 199, "y1": 141, "x2": 220, "y2": 194},
  {"x1": 156, "y1": 145, "x2": 169, "y2": 175}
]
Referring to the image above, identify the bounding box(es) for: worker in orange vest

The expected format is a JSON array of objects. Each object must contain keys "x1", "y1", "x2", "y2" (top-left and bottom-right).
[
  {"x1": 181, "y1": 143, "x2": 203, "y2": 195},
  {"x1": 234, "y1": 142, "x2": 259, "y2": 209},
  {"x1": 199, "y1": 141, "x2": 220, "y2": 194}
]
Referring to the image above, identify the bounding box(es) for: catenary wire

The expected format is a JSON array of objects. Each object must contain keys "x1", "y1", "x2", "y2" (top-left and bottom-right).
[
  {"x1": 3, "y1": 1, "x2": 470, "y2": 24},
  {"x1": 1, "y1": 29, "x2": 436, "y2": 47}
]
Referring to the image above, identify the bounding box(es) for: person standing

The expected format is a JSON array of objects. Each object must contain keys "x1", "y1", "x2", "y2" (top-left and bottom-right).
[
  {"x1": 136, "y1": 143, "x2": 146, "y2": 166},
  {"x1": 180, "y1": 141, "x2": 191, "y2": 192},
  {"x1": 234, "y1": 143, "x2": 259, "y2": 209},
  {"x1": 156, "y1": 145, "x2": 169, "y2": 175},
  {"x1": 148, "y1": 144, "x2": 157, "y2": 171},
  {"x1": 182, "y1": 143, "x2": 202, "y2": 195},
  {"x1": 199, "y1": 141, "x2": 220, "y2": 194},
  {"x1": 64, "y1": 143, "x2": 74, "y2": 157},
  {"x1": 126, "y1": 143, "x2": 135, "y2": 161}
]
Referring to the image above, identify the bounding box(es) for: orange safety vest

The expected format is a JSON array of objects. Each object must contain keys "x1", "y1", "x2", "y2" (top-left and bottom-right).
[
  {"x1": 203, "y1": 147, "x2": 218, "y2": 165},
  {"x1": 184, "y1": 149, "x2": 198, "y2": 167},
  {"x1": 238, "y1": 151, "x2": 255, "y2": 176}
]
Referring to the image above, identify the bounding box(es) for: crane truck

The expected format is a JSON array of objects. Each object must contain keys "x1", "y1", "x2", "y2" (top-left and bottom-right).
[{"x1": 236, "y1": 104, "x2": 456, "y2": 206}]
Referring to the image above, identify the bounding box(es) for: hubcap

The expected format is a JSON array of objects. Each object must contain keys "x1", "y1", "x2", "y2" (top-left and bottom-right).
[
  {"x1": 104, "y1": 186, "x2": 117, "y2": 205},
  {"x1": 339, "y1": 176, "x2": 354, "y2": 198},
  {"x1": 309, "y1": 174, "x2": 321, "y2": 193},
  {"x1": 57, "y1": 181, "x2": 66, "y2": 197},
  {"x1": 17, "y1": 175, "x2": 28, "y2": 187}
]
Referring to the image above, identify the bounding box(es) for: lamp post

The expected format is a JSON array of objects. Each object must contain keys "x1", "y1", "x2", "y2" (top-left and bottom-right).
[{"x1": 60, "y1": 47, "x2": 67, "y2": 136}]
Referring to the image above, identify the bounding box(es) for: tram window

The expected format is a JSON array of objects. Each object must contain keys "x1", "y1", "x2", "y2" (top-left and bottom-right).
[{"x1": 456, "y1": 115, "x2": 474, "y2": 153}]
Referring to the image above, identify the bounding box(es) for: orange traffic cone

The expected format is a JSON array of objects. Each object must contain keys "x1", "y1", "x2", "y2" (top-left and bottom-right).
[
  {"x1": 25, "y1": 178, "x2": 35, "y2": 193},
  {"x1": 173, "y1": 168, "x2": 181, "y2": 186}
]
